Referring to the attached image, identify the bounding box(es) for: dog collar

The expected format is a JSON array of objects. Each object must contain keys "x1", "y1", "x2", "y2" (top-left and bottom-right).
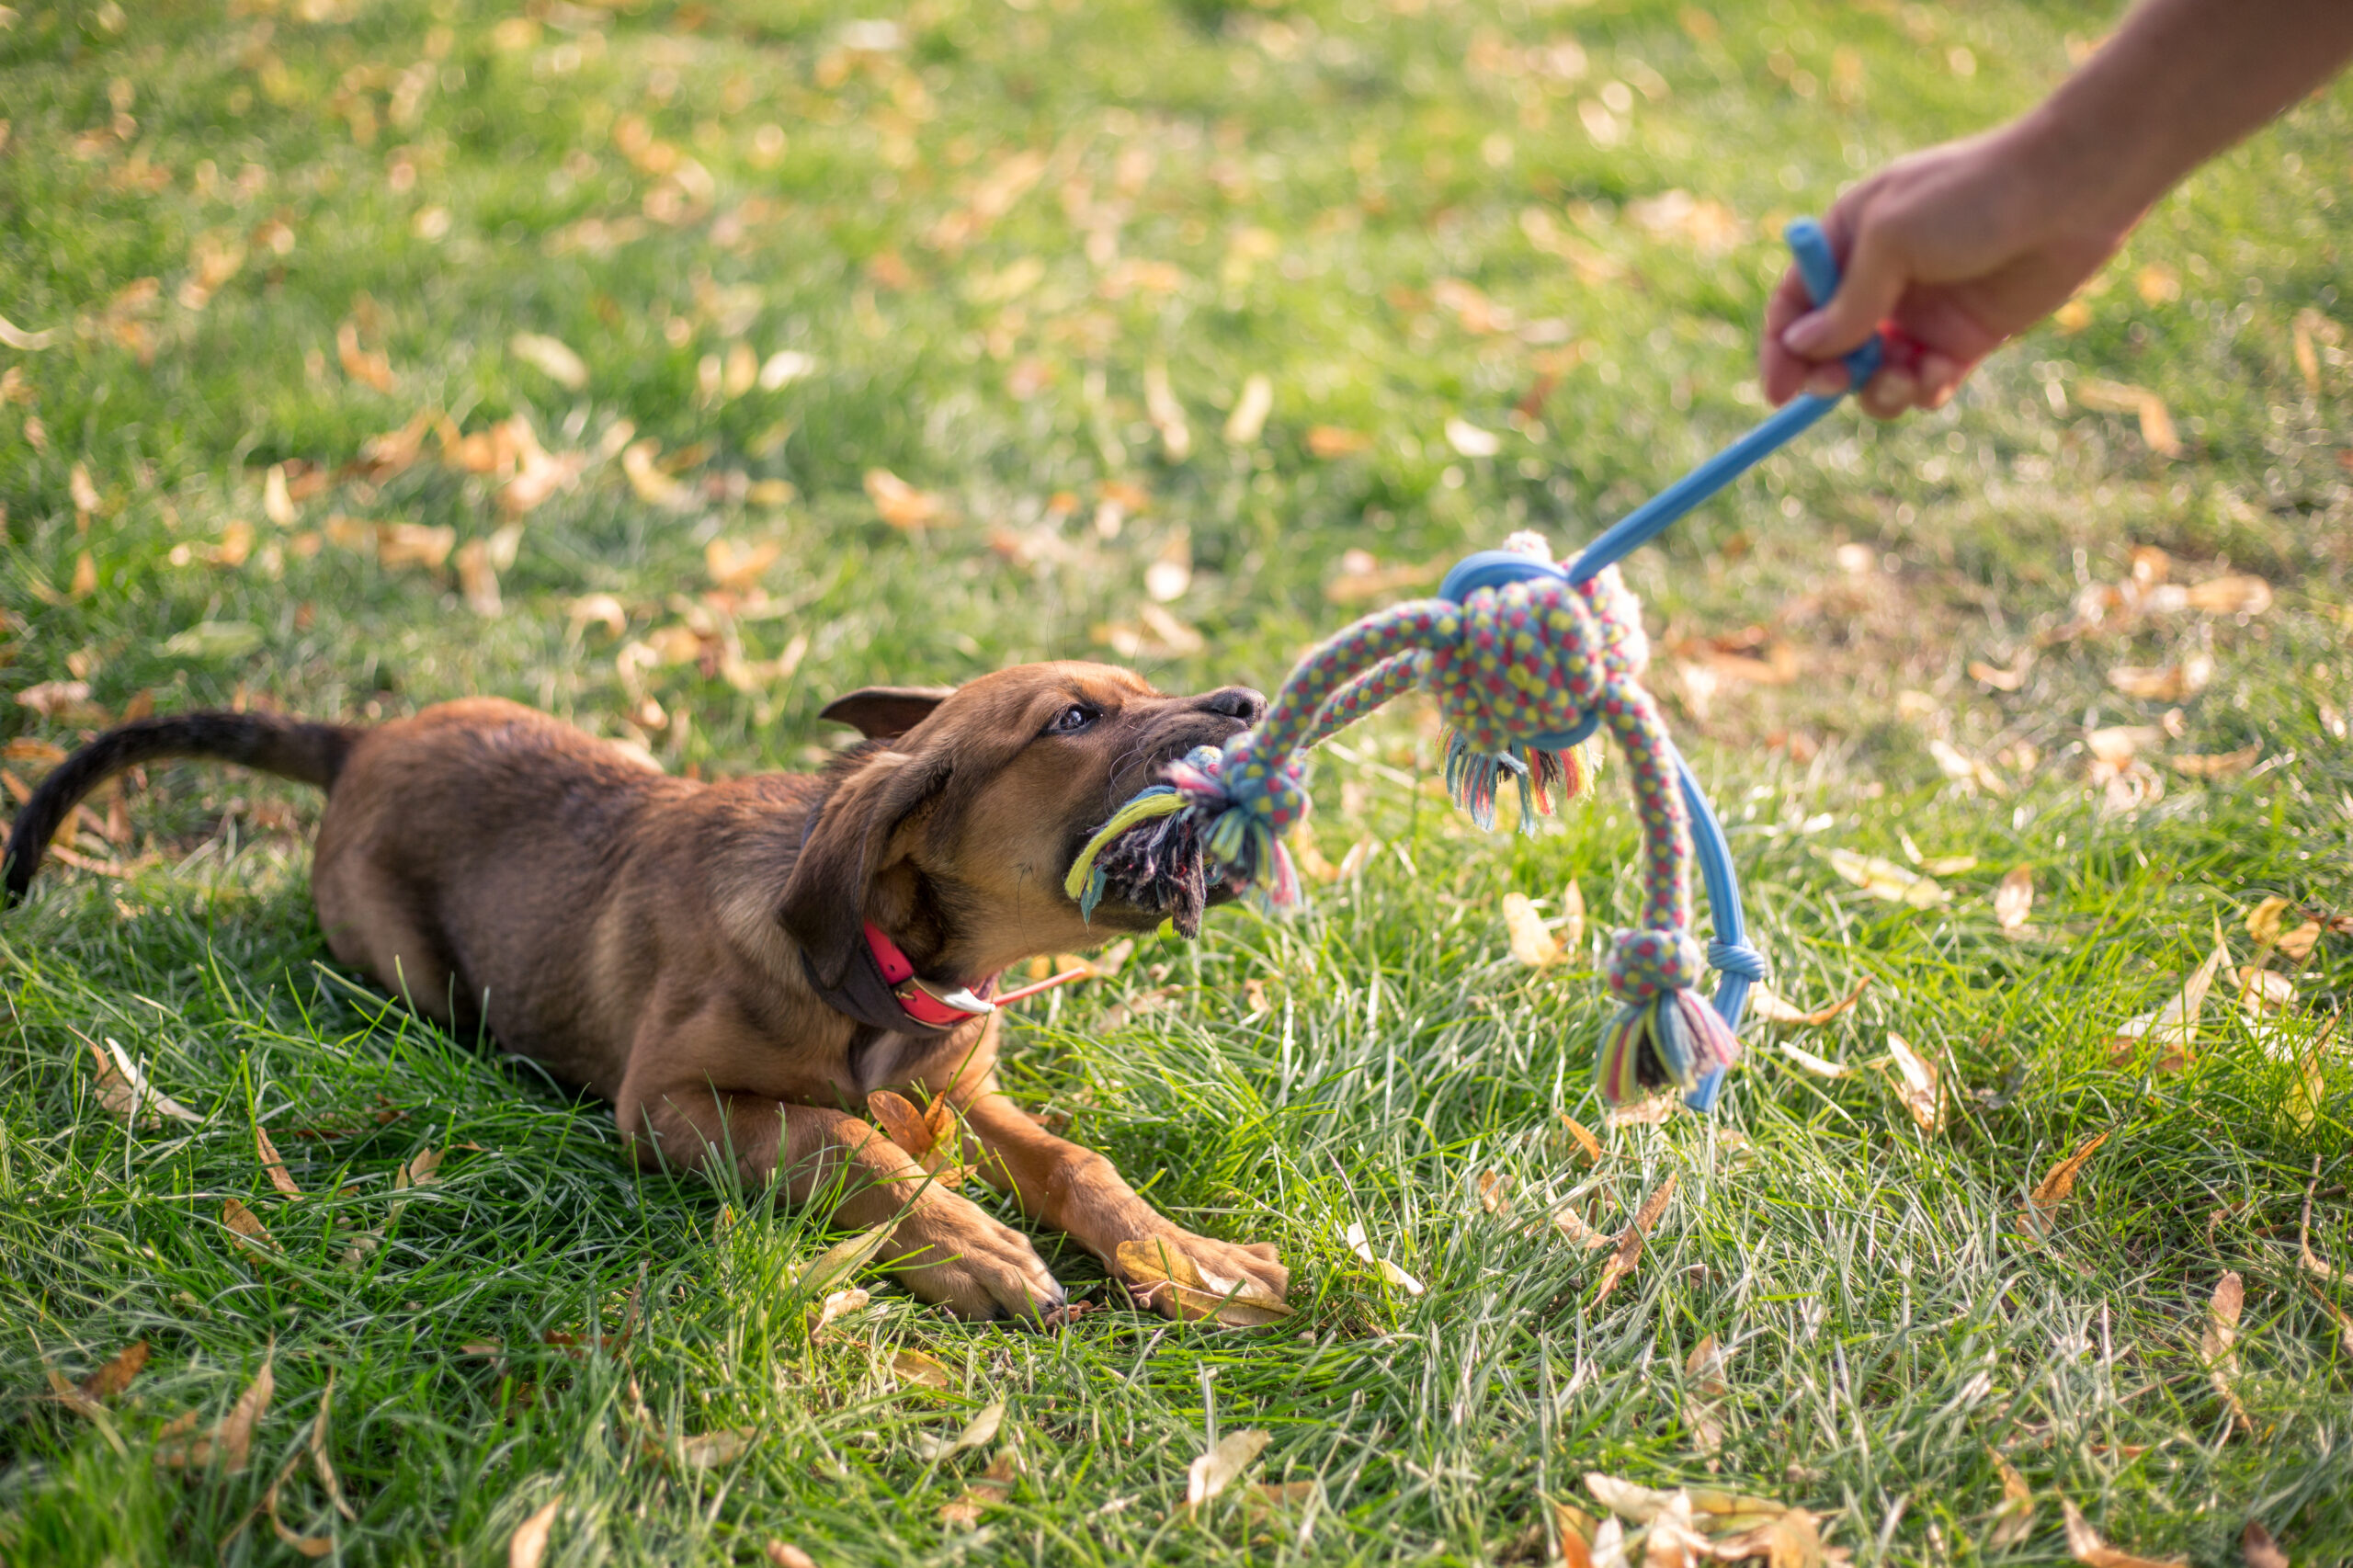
[{"x1": 861, "y1": 921, "x2": 998, "y2": 1028}]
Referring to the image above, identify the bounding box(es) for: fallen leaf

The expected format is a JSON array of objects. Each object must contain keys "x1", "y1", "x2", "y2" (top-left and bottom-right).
[
  {"x1": 890, "y1": 1348, "x2": 954, "y2": 1390},
  {"x1": 1552, "y1": 1203, "x2": 1612, "y2": 1249},
  {"x1": 0, "y1": 312, "x2": 60, "y2": 350},
  {"x1": 1223, "y1": 374, "x2": 1273, "y2": 445},
  {"x1": 374, "y1": 522, "x2": 456, "y2": 570},
  {"x1": 2185, "y1": 575, "x2": 2272, "y2": 617},
  {"x1": 1593, "y1": 1174, "x2": 1677, "y2": 1309},
  {"x1": 222, "y1": 1198, "x2": 278, "y2": 1260},
  {"x1": 2075, "y1": 380, "x2": 2179, "y2": 458},
  {"x1": 162, "y1": 620, "x2": 265, "y2": 659},
  {"x1": 2242, "y1": 1521, "x2": 2289, "y2": 1568},
  {"x1": 1883, "y1": 1034, "x2": 1942, "y2": 1134},
  {"x1": 767, "y1": 1543, "x2": 818, "y2": 1568},
  {"x1": 1117, "y1": 1235, "x2": 1292, "y2": 1324},
  {"x1": 1187, "y1": 1428, "x2": 1270, "y2": 1508},
  {"x1": 335, "y1": 321, "x2": 395, "y2": 392},
  {"x1": 1986, "y1": 1454, "x2": 2036, "y2": 1551},
  {"x1": 811, "y1": 1287, "x2": 869, "y2": 1336},
  {"x1": 864, "y1": 468, "x2": 944, "y2": 529},
  {"x1": 1560, "y1": 1113, "x2": 1604, "y2": 1166},
  {"x1": 1995, "y1": 866, "x2": 2035, "y2": 933},
  {"x1": 706, "y1": 536, "x2": 782, "y2": 593},
  {"x1": 2245, "y1": 896, "x2": 2291, "y2": 946},
  {"x1": 89, "y1": 1037, "x2": 203, "y2": 1127},
  {"x1": 1969, "y1": 654, "x2": 2033, "y2": 692},
  {"x1": 2201, "y1": 1270, "x2": 2252, "y2": 1437},
  {"x1": 510, "y1": 333, "x2": 588, "y2": 390},
  {"x1": 941, "y1": 1446, "x2": 1020, "y2": 1528},
  {"x1": 509, "y1": 1496, "x2": 562, "y2": 1568},
  {"x1": 1553, "y1": 1500, "x2": 1598, "y2": 1568},
  {"x1": 676, "y1": 1427, "x2": 755, "y2": 1469},
  {"x1": 1710, "y1": 1506, "x2": 1826, "y2": 1566},
  {"x1": 2166, "y1": 745, "x2": 2261, "y2": 779},
  {"x1": 1342, "y1": 1221, "x2": 1426, "y2": 1295},
  {"x1": 621, "y1": 439, "x2": 692, "y2": 509},
  {"x1": 2021, "y1": 1129, "x2": 2110, "y2": 1236},
  {"x1": 155, "y1": 1354, "x2": 273, "y2": 1472},
  {"x1": 1683, "y1": 1335, "x2": 1729, "y2": 1456},
  {"x1": 1776, "y1": 1041, "x2": 1853, "y2": 1078},
  {"x1": 256, "y1": 1124, "x2": 302, "y2": 1199},
  {"x1": 2108, "y1": 655, "x2": 2213, "y2": 701},
  {"x1": 2059, "y1": 1497, "x2": 2187, "y2": 1568},
  {"x1": 867, "y1": 1089, "x2": 933, "y2": 1158},
  {"x1": 2235, "y1": 966, "x2": 2295, "y2": 1012},
  {"x1": 1504, "y1": 892, "x2": 1564, "y2": 967},
  {"x1": 915, "y1": 1399, "x2": 1005, "y2": 1462},
  {"x1": 1748, "y1": 979, "x2": 1870, "y2": 1028},
  {"x1": 82, "y1": 1340, "x2": 150, "y2": 1401},
  {"x1": 1824, "y1": 847, "x2": 1947, "y2": 907},
  {"x1": 1478, "y1": 1170, "x2": 1513, "y2": 1214},
  {"x1": 1306, "y1": 426, "x2": 1374, "y2": 459},
  {"x1": 1585, "y1": 1472, "x2": 1682, "y2": 1524},
  {"x1": 1606, "y1": 1095, "x2": 1680, "y2": 1128},
  {"x1": 2112, "y1": 936, "x2": 2229, "y2": 1063},
  {"x1": 798, "y1": 1221, "x2": 892, "y2": 1294}
]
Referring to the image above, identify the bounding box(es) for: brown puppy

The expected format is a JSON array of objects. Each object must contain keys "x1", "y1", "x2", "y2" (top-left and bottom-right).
[{"x1": 5, "y1": 664, "x2": 1289, "y2": 1321}]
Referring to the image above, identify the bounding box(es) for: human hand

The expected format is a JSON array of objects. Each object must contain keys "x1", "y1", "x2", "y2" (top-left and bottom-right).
[{"x1": 1760, "y1": 122, "x2": 2143, "y2": 417}]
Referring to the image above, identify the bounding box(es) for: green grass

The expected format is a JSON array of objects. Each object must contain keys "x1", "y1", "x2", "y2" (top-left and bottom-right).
[{"x1": 5, "y1": 0, "x2": 2352, "y2": 1562}]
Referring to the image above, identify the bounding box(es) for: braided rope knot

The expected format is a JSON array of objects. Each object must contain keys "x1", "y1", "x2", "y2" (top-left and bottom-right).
[
  {"x1": 1605, "y1": 927, "x2": 1709, "y2": 1006},
  {"x1": 1705, "y1": 938, "x2": 1769, "y2": 983}
]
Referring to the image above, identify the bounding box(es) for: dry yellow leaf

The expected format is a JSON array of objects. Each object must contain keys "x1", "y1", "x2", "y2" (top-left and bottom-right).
[
  {"x1": 1306, "y1": 426, "x2": 1374, "y2": 459},
  {"x1": 914, "y1": 1399, "x2": 1004, "y2": 1462},
  {"x1": 88, "y1": 1037, "x2": 203, "y2": 1127},
  {"x1": 1186, "y1": 1428, "x2": 1269, "y2": 1508},
  {"x1": 2245, "y1": 896, "x2": 2290, "y2": 945},
  {"x1": 1343, "y1": 1221, "x2": 1426, "y2": 1295},
  {"x1": 2112, "y1": 936, "x2": 2229, "y2": 1062},
  {"x1": 2107, "y1": 654, "x2": 2212, "y2": 701},
  {"x1": 1115, "y1": 1236, "x2": 1291, "y2": 1324},
  {"x1": 621, "y1": 439, "x2": 693, "y2": 509},
  {"x1": 82, "y1": 1340, "x2": 150, "y2": 1401},
  {"x1": 2201, "y1": 1270, "x2": 2251, "y2": 1437},
  {"x1": 1223, "y1": 374, "x2": 1273, "y2": 445},
  {"x1": 335, "y1": 321, "x2": 395, "y2": 392},
  {"x1": 1478, "y1": 1169, "x2": 1513, "y2": 1214},
  {"x1": 1884, "y1": 1034, "x2": 1942, "y2": 1134},
  {"x1": 2059, "y1": 1497, "x2": 2186, "y2": 1568},
  {"x1": 455, "y1": 539, "x2": 502, "y2": 617},
  {"x1": 1995, "y1": 866, "x2": 2035, "y2": 933},
  {"x1": 509, "y1": 1496, "x2": 562, "y2": 1568},
  {"x1": 2166, "y1": 745, "x2": 2260, "y2": 779},
  {"x1": 890, "y1": 1348, "x2": 953, "y2": 1390},
  {"x1": 256, "y1": 1124, "x2": 302, "y2": 1199},
  {"x1": 1776, "y1": 1040, "x2": 1852, "y2": 1078},
  {"x1": 865, "y1": 468, "x2": 944, "y2": 529},
  {"x1": 706, "y1": 537, "x2": 781, "y2": 592},
  {"x1": 797, "y1": 1221, "x2": 892, "y2": 1294},
  {"x1": 1503, "y1": 892, "x2": 1563, "y2": 967},
  {"x1": 2021, "y1": 1129, "x2": 2109, "y2": 1237},
  {"x1": 1825, "y1": 847, "x2": 1947, "y2": 907},
  {"x1": 510, "y1": 333, "x2": 588, "y2": 390},
  {"x1": 155, "y1": 1354, "x2": 273, "y2": 1472},
  {"x1": 2184, "y1": 575, "x2": 2272, "y2": 616},
  {"x1": 767, "y1": 1543, "x2": 818, "y2": 1568},
  {"x1": 1986, "y1": 1453, "x2": 2035, "y2": 1550},
  {"x1": 1592, "y1": 1174, "x2": 1677, "y2": 1309},
  {"x1": 1560, "y1": 1113, "x2": 1604, "y2": 1166},
  {"x1": 222, "y1": 1198, "x2": 278, "y2": 1259},
  {"x1": 812, "y1": 1287, "x2": 870, "y2": 1336},
  {"x1": 1748, "y1": 978, "x2": 1870, "y2": 1028}
]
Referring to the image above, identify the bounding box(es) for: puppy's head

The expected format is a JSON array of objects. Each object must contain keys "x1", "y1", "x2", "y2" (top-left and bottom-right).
[{"x1": 779, "y1": 661, "x2": 1263, "y2": 988}]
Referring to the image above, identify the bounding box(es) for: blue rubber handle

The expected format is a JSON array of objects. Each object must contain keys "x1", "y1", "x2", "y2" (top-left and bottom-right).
[{"x1": 1565, "y1": 217, "x2": 1881, "y2": 585}]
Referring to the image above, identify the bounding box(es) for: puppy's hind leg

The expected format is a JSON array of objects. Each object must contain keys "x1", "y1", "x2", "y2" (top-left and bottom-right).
[{"x1": 616, "y1": 1076, "x2": 1066, "y2": 1323}]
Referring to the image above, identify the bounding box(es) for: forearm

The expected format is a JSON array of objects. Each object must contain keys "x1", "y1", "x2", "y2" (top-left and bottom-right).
[{"x1": 2022, "y1": 0, "x2": 2353, "y2": 227}]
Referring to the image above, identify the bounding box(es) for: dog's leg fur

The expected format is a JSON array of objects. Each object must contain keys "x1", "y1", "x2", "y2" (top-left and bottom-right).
[
  {"x1": 617, "y1": 1061, "x2": 1064, "y2": 1321},
  {"x1": 952, "y1": 1085, "x2": 1289, "y2": 1313}
]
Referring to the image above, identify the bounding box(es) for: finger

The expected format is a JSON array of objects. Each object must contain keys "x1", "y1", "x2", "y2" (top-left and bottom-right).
[
  {"x1": 1915, "y1": 350, "x2": 1967, "y2": 408},
  {"x1": 1782, "y1": 220, "x2": 1908, "y2": 361},
  {"x1": 1859, "y1": 367, "x2": 1920, "y2": 420},
  {"x1": 1758, "y1": 267, "x2": 1820, "y2": 404},
  {"x1": 1803, "y1": 363, "x2": 1850, "y2": 399}
]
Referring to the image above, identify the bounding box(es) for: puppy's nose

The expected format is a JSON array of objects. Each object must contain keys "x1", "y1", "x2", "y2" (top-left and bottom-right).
[{"x1": 1197, "y1": 686, "x2": 1267, "y2": 726}]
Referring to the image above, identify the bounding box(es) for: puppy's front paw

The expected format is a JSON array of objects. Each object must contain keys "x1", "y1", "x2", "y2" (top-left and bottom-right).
[
  {"x1": 886, "y1": 1197, "x2": 1065, "y2": 1324},
  {"x1": 1116, "y1": 1227, "x2": 1290, "y2": 1324}
]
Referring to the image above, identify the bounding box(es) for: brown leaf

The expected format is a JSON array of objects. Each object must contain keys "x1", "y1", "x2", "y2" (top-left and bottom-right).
[
  {"x1": 1593, "y1": 1174, "x2": 1677, "y2": 1309},
  {"x1": 1503, "y1": 892, "x2": 1563, "y2": 966},
  {"x1": 867, "y1": 1089, "x2": 932, "y2": 1158},
  {"x1": 2060, "y1": 1497, "x2": 2187, "y2": 1568},
  {"x1": 1969, "y1": 655, "x2": 2033, "y2": 692},
  {"x1": 675, "y1": 1427, "x2": 756, "y2": 1470},
  {"x1": 1560, "y1": 1113, "x2": 1604, "y2": 1166},
  {"x1": 1478, "y1": 1170, "x2": 1514, "y2": 1214},
  {"x1": 509, "y1": 1495, "x2": 563, "y2": 1568},
  {"x1": 82, "y1": 1340, "x2": 150, "y2": 1401},
  {"x1": 155, "y1": 1354, "x2": 273, "y2": 1472},
  {"x1": 2300, "y1": 1159, "x2": 2352, "y2": 1291},
  {"x1": 2022, "y1": 1129, "x2": 2110, "y2": 1236},
  {"x1": 2202, "y1": 1270, "x2": 2252, "y2": 1437},
  {"x1": 810, "y1": 1287, "x2": 869, "y2": 1337},
  {"x1": 865, "y1": 468, "x2": 945, "y2": 529},
  {"x1": 88, "y1": 1037, "x2": 204, "y2": 1127},
  {"x1": 914, "y1": 1400, "x2": 1005, "y2": 1462},
  {"x1": 1116, "y1": 1236, "x2": 1291, "y2": 1324},
  {"x1": 2166, "y1": 745, "x2": 2260, "y2": 779},
  {"x1": 222, "y1": 1198, "x2": 278, "y2": 1260},
  {"x1": 2112, "y1": 936, "x2": 2229, "y2": 1063},
  {"x1": 2107, "y1": 654, "x2": 2211, "y2": 701},
  {"x1": 1552, "y1": 1500, "x2": 1598, "y2": 1568},
  {"x1": 1306, "y1": 426, "x2": 1375, "y2": 459},
  {"x1": 2184, "y1": 575, "x2": 2271, "y2": 617},
  {"x1": 256, "y1": 1124, "x2": 302, "y2": 1199},
  {"x1": 767, "y1": 1543, "x2": 819, "y2": 1568},
  {"x1": 2242, "y1": 1521, "x2": 2289, "y2": 1568},
  {"x1": 705, "y1": 537, "x2": 782, "y2": 593},
  {"x1": 1775, "y1": 1040, "x2": 1854, "y2": 1078},
  {"x1": 1606, "y1": 1095, "x2": 1681, "y2": 1128},
  {"x1": 1995, "y1": 866, "x2": 2035, "y2": 933},
  {"x1": 1986, "y1": 1453, "x2": 2036, "y2": 1551},
  {"x1": 621, "y1": 439, "x2": 693, "y2": 509},
  {"x1": 1186, "y1": 1428, "x2": 1269, "y2": 1508},
  {"x1": 1747, "y1": 979, "x2": 1870, "y2": 1028},
  {"x1": 2075, "y1": 380, "x2": 2179, "y2": 457},
  {"x1": 1883, "y1": 1034, "x2": 1942, "y2": 1134},
  {"x1": 335, "y1": 321, "x2": 395, "y2": 392},
  {"x1": 889, "y1": 1347, "x2": 954, "y2": 1390}
]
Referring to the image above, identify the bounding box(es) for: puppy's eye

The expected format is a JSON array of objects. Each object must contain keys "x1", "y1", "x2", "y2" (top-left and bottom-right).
[{"x1": 1045, "y1": 704, "x2": 1097, "y2": 735}]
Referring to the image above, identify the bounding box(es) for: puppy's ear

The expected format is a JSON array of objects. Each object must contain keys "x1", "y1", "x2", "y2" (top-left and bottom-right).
[
  {"x1": 820, "y1": 686, "x2": 954, "y2": 742},
  {"x1": 779, "y1": 748, "x2": 951, "y2": 987}
]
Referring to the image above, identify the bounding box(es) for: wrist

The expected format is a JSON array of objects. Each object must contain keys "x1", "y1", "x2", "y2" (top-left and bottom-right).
[{"x1": 2001, "y1": 94, "x2": 2165, "y2": 245}]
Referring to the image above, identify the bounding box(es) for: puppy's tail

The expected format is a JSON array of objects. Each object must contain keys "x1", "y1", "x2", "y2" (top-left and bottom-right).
[{"x1": 4, "y1": 711, "x2": 360, "y2": 906}]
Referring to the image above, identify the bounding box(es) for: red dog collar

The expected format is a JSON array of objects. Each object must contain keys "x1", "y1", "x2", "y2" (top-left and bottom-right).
[{"x1": 862, "y1": 922, "x2": 998, "y2": 1029}]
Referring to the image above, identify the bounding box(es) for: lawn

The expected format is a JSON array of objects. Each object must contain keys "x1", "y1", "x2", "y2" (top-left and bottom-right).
[{"x1": 4, "y1": 0, "x2": 2352, "y2": 1562}]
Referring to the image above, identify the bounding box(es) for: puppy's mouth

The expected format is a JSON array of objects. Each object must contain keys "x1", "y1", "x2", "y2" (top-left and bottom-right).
[{"x1": 1067, "y1": 733, "x2": 1244, "y2": 937}]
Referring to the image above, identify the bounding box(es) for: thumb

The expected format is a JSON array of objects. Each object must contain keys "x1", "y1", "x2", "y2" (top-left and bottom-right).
[{"x1": 1781, "y1": 223, "x2": 1905, "y2": 359}]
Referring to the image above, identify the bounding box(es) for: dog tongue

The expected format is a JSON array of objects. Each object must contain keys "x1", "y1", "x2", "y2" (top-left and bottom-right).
[{"x1": 1087, "y1": 805, "x2": 1215, "y2": 937}]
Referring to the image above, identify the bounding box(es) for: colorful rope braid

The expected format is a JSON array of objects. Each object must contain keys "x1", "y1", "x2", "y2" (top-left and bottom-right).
[{"x1": 1066, "y1": 219, "x2": 1878, "y2": 1111}]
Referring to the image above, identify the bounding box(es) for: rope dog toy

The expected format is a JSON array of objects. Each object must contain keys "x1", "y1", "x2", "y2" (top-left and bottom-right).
[{"x1": 1068, "y1": 220, "x2": 1881, "y2": 1111}]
